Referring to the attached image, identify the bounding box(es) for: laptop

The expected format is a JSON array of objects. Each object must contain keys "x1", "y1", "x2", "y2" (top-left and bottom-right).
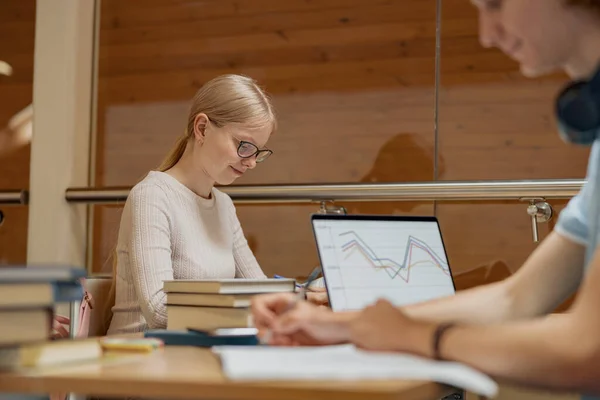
[{"x1": 311, "y1": 214, "x2": 457, "y2": 312}]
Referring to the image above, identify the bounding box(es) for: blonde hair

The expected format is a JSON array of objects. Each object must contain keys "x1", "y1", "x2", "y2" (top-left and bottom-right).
[
  {"x1": 158, "y1": 74, "x2": 277, "y2": 172},
  {"x1": 104, "y1": 75, "x2": 276, "y2": 330}
]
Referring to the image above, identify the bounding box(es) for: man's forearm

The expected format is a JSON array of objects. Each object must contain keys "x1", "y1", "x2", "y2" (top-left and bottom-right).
[
  {"x1": 402, "y1": 281, "x2": 514, "y2": 325},
  {"x1": 329, "y1": 281, "x2": 513, "y2": 329},
  {"x1": 402, "y1": 233, "x2": 585, "y2": 325},
  {"x1": 410, "y1": 313, "x2": 599, "y2": 392}
]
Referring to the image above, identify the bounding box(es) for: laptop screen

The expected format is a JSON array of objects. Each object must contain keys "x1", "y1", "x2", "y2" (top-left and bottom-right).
[{"x1": 311, "y1": 215, "x2": 456, "y2": 312}]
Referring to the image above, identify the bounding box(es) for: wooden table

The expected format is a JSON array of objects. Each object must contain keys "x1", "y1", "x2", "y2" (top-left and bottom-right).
[{"x1": 0, "y1": 346, "x2": 453, "y2": 400}]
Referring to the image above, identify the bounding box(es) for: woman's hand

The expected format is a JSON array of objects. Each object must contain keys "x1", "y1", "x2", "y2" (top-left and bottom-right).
[{"x1": 349, "y1": 299, "x2": 434, "y2": 356}]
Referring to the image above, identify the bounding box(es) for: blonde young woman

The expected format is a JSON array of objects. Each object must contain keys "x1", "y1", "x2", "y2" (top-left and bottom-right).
[{"x1": 107, "y1": 74, "x2": 282, "y2": 334}]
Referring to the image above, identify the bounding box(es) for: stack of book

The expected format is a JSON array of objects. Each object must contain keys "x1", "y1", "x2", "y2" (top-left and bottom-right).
[
  {"x1": 164, "y1": 278, "x2": 296, "y2": 331},
  {"x1": 0, "y1": 266, "x2": 102, "y2": 370}
]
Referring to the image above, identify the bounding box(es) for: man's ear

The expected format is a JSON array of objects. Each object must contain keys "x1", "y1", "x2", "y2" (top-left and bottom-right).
[{"x1": 193, "y1": 113, "x2": 209, "y2": 143}]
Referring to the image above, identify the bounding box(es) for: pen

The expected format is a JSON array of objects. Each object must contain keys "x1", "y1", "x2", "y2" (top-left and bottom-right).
[
  {"x1": 261, "y1": 267, "x2": 322, "y2": 345},
  {"x1": 274, "y1": 266, "x2": 321, "y2": 289},
  {"x1": 274, "y1": 274, "x2": 302, "y2": 288}
]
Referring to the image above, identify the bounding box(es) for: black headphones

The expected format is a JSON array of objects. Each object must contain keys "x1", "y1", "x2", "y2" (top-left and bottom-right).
[{"x1": 555, "y1": 66, "x2": 600, "y2": 145}]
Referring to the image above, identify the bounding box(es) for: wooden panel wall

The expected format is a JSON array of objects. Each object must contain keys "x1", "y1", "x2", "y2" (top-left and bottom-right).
[
  {"x1": 0, "y1": 0, "x2": 35, "y2": 265},
  {"x1": 92, "y1": 0, "x2": 589, "y2": 296},
  {"x1": 94, "y1": 0, "x2": 439, "y2": 276},
  {"x1": 0, "y1": 0, "x2": 585, "y2": 296},
  {"x1": 0, "y1": 0, "x2": 588, "y2": 292},
  {"x1": 93, "y1": 0, "x2": 589, "y2": 297}
]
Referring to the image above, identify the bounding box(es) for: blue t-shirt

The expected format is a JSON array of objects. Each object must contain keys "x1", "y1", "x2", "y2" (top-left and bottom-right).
[
  {"x1": 555, "y1": 141, "x2": 599, "y2": 267},
  {"x1": 555, "y1": 140, "x2": 600, "y2": 400}
]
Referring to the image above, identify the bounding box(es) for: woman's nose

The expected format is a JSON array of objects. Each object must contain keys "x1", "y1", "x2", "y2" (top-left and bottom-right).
[{"x1": 241, "y1": 157, "x2": 257, "y2": 169}]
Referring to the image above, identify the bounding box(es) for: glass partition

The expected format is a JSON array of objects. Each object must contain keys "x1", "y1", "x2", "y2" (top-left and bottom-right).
[
  {"x1": 91, "y1": 0, "x2": 587, "y2": 306},
  {"x1": 92, "y1": 0, "x2": 438, "y2": 275}
]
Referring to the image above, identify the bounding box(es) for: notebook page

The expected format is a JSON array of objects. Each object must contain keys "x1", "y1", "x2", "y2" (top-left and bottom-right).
[{"x1": 214, "y1": 344, "x2": 498, "y2": 398}]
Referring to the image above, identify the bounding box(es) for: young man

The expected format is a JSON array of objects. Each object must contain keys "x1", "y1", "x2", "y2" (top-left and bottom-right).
[{"x1": 252, "y1": 0, "x2": 600, "y2": 395}]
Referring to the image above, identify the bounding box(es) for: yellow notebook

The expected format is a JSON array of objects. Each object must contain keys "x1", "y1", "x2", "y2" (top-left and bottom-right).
[{"x1": 100, "y1": 337, "x2": 164, "y2": 353}]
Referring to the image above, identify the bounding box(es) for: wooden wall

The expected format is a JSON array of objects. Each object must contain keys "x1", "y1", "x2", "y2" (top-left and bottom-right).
[
  {"x1": 0, "y1": 0, "x2": 590, "y2": 300},
  {"x1": 0, "y1": 0, "x2": 34, "y2": 265},
  {"x1": 92, "y1": 0, "x2": 589, "y2": 297}
]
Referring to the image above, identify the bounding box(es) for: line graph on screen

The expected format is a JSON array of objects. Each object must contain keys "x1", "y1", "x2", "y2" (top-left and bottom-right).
[
  {"x1": 316, "y1": 222, "x2": 456, "y2": 311},
  {"x1": 339, "y1": 230, "x2": 450, "y2": 283}
]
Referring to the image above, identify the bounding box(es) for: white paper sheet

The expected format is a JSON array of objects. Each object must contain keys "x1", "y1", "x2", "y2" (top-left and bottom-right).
[{"x1": 214, "y1": 344, "x2": 498, "y2": 398}]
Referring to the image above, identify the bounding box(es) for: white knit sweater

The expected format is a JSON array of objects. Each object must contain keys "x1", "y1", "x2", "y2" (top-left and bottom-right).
[{"x1": 107, "y1": 171, "x2": 266, "y2": 334}]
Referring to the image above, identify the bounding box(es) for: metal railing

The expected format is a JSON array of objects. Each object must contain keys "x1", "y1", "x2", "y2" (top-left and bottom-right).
[
  {"x1": 0, "y1": 181, "x2": 581, "y2": 242},
  {"x1": 0, "y1": 181, "x2": 583, "y2": 206},
  {"x1": 0, "y1": 190, "x2": 28, "y2": 205},
  {"x1": 64, "y1": 179, "x2": 585, "y2": 205}
]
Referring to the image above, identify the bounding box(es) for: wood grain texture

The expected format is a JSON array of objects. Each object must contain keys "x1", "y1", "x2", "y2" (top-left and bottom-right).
[
  {"x1": 0, "y1": 0, "x2": 34, "y2": 265},
  {"x1": 0, "y1": 345, "x2": 451, "y2": 400},
  {"x1": 92, "y1": 0, "x2": 589, "y2": 301},
  {"x1": 0, "y1": 0, "x2": 589, "y2": 301}
]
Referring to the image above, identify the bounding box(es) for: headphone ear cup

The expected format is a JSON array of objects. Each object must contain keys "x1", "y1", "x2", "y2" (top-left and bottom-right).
[
  {"x1": 556, "y1": 81, "x2": 599, "y2": 132},
  {"x1": 555, "y1": 76, "x2": 600, "y2": 145}
]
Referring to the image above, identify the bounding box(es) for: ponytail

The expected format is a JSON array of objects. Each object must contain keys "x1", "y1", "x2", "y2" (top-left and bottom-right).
[
  {"x1": 157, "y1": 134, "x2": 189, "y2": 172},
  {"x1": 158, "y1": 74, "x2": 276, "y2": 173}
]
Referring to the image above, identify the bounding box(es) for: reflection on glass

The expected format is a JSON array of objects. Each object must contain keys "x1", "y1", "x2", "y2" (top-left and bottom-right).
[
  {"x1": 92, "y1": 0, "x2": 585, "y2": 305},
  {"x1": 437, "y1": 200, "x2": 569, "y2": 293},
  {"x1": 94, "y1": 0, "x2": 438, "y2": 277},
  {"x1": 345, "y1": 132, "x2": 440, "y2": 216}
]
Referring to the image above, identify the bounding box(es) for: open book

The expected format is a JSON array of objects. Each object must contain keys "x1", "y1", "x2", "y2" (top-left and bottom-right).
[{"x1": 214, "y1": 344, "x2": 498, "y2": 398}]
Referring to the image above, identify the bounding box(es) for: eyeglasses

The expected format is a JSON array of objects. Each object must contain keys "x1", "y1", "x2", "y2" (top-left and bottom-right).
[{"x1": 237, "y1": 140, "x2": 273, "y2": 163}]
